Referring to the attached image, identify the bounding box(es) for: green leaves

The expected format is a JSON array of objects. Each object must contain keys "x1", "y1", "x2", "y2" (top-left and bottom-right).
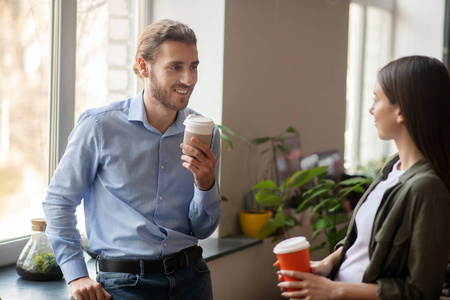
[
  {"x1": 310, "y1": 213, "x2": 350, "y2": 253},
  {"x1": 273, "y1": 211, "x2": 286, "y2": 226},
  {"x1": 338, "y1": 176, "x2": 371, "y2": 198},
  {"x1": 242, "y1": 125, "x2": 371, "y2": 251},
  {"x1": 30, "y1": 248, "x2": 59, "y2": 274},
  {"x1": 251, "y1": 164, "x2": 370, "y2": 253},
  {"x1": 255, "y1": 189, "x2": 281, "y2": 206},
  {"x1": 285, "y1": 126, "x2": 298, "y2": 134},
  {"x1": 288, "y1": 167, "x2": 328, "y2": 190},
  {"x1": 251, "y1": 180, "x2": 277, "y2": 190},
  {"x1": 250, "y1": 166, "x2": 329, "y2": 240},
  {"x1": 256, "y1": 212, "x2": 298, "y2": 239},
  {"x1": 257, "y1": 220, "x2": 278, "y2": 239},
  {"x1": 251, "y1": 126, "x2": 299, "y2": 156},
  {"x1": 217, "y1": 124, "x2": 248, "y2": 151},
  {"x1": 219, "y1": 132, "x2": 233, "y2": 150},
  {"x1": 253, "y1": 137, "x2": 273, "y2": 144},
  {"x1": 251, "y1": 167, "x2": 328, "y2": 210}
]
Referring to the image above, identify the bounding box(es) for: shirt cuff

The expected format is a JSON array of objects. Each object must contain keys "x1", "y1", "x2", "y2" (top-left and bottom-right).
[
  {"x1": 194, "y1": 180, "x2": 220, "y2": 206},
  {"x1": 60, "y1": 257, "x2": 89, "y2": 284}
]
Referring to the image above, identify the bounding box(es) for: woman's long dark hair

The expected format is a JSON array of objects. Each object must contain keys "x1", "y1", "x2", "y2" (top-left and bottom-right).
[{"x1": 378, "y1": 56, "x2": 450, "y2": 191}]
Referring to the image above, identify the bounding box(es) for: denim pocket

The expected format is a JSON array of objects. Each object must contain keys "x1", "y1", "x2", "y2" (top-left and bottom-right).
[
  {"x1": 97, "y1": 272, "x2": 140, "y2": 290},
  {"x1": 190, "y1": 258, "x2": 210, "y2": 274}
]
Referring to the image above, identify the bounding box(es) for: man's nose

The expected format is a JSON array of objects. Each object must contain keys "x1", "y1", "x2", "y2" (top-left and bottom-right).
[{"x1": 180, "y1": 70, "x2": 195, "y2": 86}]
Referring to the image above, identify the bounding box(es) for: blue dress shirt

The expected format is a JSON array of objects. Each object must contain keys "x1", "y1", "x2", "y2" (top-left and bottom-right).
[{"x1": 43, "y1": 91, "x2": 221, "y2": 283}]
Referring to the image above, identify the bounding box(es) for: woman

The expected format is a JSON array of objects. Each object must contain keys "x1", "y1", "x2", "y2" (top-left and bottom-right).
[{"x1": 277, "y1": 56, "x2": 450, "y2": 299}]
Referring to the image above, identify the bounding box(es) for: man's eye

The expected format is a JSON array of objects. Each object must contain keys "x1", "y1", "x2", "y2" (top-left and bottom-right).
[
  {"x1": 190, "y1": 65, "x2": 198, "y2": 70},
  {"x1": 171, "y1": 66, "x2": 179, "y2": 70}
]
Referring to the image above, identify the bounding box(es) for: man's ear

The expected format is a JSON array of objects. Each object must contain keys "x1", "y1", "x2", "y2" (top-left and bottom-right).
[{"x1": 138, "y1": 57, "x2": 150, "y2": 78}]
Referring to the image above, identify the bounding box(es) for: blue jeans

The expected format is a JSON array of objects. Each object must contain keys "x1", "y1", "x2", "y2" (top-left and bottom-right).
[{"x1": 96, "y1": 258, "x2": 212, "y2": 300}]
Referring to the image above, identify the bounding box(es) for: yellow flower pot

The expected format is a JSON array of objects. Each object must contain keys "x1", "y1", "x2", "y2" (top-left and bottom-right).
[{"x1": 239, "y1": 210, "x2": 273, "y2": 238}]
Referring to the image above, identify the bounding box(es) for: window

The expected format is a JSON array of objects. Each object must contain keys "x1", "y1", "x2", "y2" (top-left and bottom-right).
[
  {"x1": 75, "y1": 0, "x2": 140, "y2": 118},
  {"x1": 74, "y1": 1, "x2": 142, "y2": 232},
  {"x1": 0, "y1": 0, "x2": 146, "y2": 267},
  {"x1": 345, "y1": 0, "x2": 395, "y2": 175},
  {"x1": 0, "y1": 0, "x2": 51, "y2": 242},
  {"x1": 0, "y1": 0, "x2": 225, "y2": 266}
]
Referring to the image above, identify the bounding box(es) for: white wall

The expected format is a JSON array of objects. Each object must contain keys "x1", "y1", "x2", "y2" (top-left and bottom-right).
[
  {"x1": 151, "y1": 0, "x2": 225, "y2": 125},
  {"x1": 220, "y1": 0, "x2": 350, "y2": 237},
  {"x1": 394, "y1": 0, "x2": 445, "y2": 60}
]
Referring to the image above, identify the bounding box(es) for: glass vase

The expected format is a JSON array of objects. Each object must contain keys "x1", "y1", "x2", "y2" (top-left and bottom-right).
[{"x1": 16, "y1": 218, "x2": 63, "y2": 281}]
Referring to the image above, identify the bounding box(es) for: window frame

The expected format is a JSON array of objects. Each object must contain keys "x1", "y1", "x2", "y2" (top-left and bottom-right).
[
  {"x1": 351, "y1": 0, "x2": 394, "y2": 11},
  {"x1": 0, "y1": 0, "x2": 150, "y2": 268},
  {"x1": 444, "y1": 0, "x2": 450, "y2": 69},
  {"x1": 0, "y1": 0, "x2": 76, "y2": 268},
  {"x1": 345, "y1": 0, "x2": 395, "y2": 172}
]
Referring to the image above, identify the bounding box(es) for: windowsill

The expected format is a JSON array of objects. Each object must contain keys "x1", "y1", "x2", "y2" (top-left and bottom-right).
[{"x1": 0, "y1": 237, "x2": 261, "y2": 299}]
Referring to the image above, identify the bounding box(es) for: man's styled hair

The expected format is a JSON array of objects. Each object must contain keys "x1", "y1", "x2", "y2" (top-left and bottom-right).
[
  {"x1": 133, "y1": 19, "x2": 197, "y2": 79},
  {"x1": 378, "y1": 55, "x2": 450, "y2": 191}
]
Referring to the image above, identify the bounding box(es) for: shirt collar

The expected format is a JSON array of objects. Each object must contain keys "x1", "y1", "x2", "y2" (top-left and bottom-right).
[
  {"x1": 382, "y1": 153, "x2": 432, "y2": 184},
  {"x1": 398, "y1": 156, "x2": 430, "y2": 183},
  {"x1": 128, "y1": 90, "x2": 146, "y2": 122},
  {"x1": 128, "y1": 89, "x2": 189, "y2": 136}
]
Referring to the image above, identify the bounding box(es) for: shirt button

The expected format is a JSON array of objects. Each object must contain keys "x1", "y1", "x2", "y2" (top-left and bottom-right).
[
  {"x1": 161, "y1": 165, "x2": 165, "y2": 170},
  {"x1": 159, "y1": 196, "x2": 163, "y2": 200},
  {"x1": 164, "y1": 243, "x2": 167, "y2": 247}
]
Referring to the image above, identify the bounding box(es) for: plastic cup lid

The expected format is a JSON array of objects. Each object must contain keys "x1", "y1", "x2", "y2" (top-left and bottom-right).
[
  {"x1": 273, "y1": 236, "x2": 310, "y2": 254},
  {"x1": 183, "y1": 114, "x2": 214, "y2": 127}
]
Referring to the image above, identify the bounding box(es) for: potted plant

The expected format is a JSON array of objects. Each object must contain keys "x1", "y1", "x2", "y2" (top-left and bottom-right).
[
  {"x1": 218, "y1": 125, "x2": 313, "y2": 239},
  {"x1": 238, "y1": 205, "x2": 273, "y2": 238},
  {"x1": 251, "y1": 166, "x2": 371, "y2": 253},
  {"x1": 238, "y1": 127, "x2": 300, "y2": 238}
]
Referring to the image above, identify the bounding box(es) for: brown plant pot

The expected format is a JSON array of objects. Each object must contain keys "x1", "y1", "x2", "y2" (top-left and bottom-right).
[{"x1": 239, "y1": 210, "x2": 273, "y2": 238}]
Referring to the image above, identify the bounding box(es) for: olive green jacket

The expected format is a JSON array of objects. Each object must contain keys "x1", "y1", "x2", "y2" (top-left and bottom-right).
[{"x1": 330, "y1": 154, "x2": 450, "y2": 300}]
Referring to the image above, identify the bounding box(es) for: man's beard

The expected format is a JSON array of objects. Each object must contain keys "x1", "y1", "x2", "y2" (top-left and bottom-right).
[{"x1": 150, "y1": 69, "x2": 190, "y2": 111}]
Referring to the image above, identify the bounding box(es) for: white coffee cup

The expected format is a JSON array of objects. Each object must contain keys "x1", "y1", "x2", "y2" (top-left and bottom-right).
[{"x1": 183, "y1": 114, "x2": 214, "y2": 156}]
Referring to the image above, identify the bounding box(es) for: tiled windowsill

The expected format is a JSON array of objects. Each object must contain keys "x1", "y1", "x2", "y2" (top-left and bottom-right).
[{"x1": 0, "y1": 237, "x2": 260, "y2": 300}]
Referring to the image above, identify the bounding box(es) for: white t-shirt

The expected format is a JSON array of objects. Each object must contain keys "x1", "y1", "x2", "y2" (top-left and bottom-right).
[{"x1": 336, "y1": 160, "x2": 404, "y2": 282}]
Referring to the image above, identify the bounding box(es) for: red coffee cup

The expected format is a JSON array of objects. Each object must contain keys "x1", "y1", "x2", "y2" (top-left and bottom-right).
[{"x1": 273, "y1": 236, "x2": 310, "y2": 292}]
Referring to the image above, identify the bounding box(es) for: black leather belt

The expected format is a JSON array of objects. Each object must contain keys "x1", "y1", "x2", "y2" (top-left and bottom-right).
[{"x1": 98, "y1": 245, "x2": 203, "y2": 275}]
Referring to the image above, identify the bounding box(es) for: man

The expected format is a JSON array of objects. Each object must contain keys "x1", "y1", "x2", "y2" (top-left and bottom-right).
[{"x1": 43, "y1": 19, "x2": 221, "y2": 300}]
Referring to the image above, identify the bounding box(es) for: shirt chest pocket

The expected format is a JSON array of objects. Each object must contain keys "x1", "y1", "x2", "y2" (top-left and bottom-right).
[{"x1": 373, "y1": 222, "x2": 411, "y2": 276}]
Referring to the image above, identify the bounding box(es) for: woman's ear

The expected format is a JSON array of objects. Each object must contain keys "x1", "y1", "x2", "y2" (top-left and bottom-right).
[
  {"x1": 138, "y1": 57, "x2": 150, "y2": 78},
  {"x1": 396, "y1": 108, "x2": 404, "y2": 124}
]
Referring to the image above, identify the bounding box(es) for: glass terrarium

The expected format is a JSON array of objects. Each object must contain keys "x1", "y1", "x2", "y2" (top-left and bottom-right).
[{"x1": 16, "y1": 218, "x2": 63, "y2": 281}]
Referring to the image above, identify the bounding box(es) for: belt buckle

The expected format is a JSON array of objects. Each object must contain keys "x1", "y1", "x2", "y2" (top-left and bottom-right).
[{"x1": 163, "y1": 257, "x2": 175, "y2": 275}]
